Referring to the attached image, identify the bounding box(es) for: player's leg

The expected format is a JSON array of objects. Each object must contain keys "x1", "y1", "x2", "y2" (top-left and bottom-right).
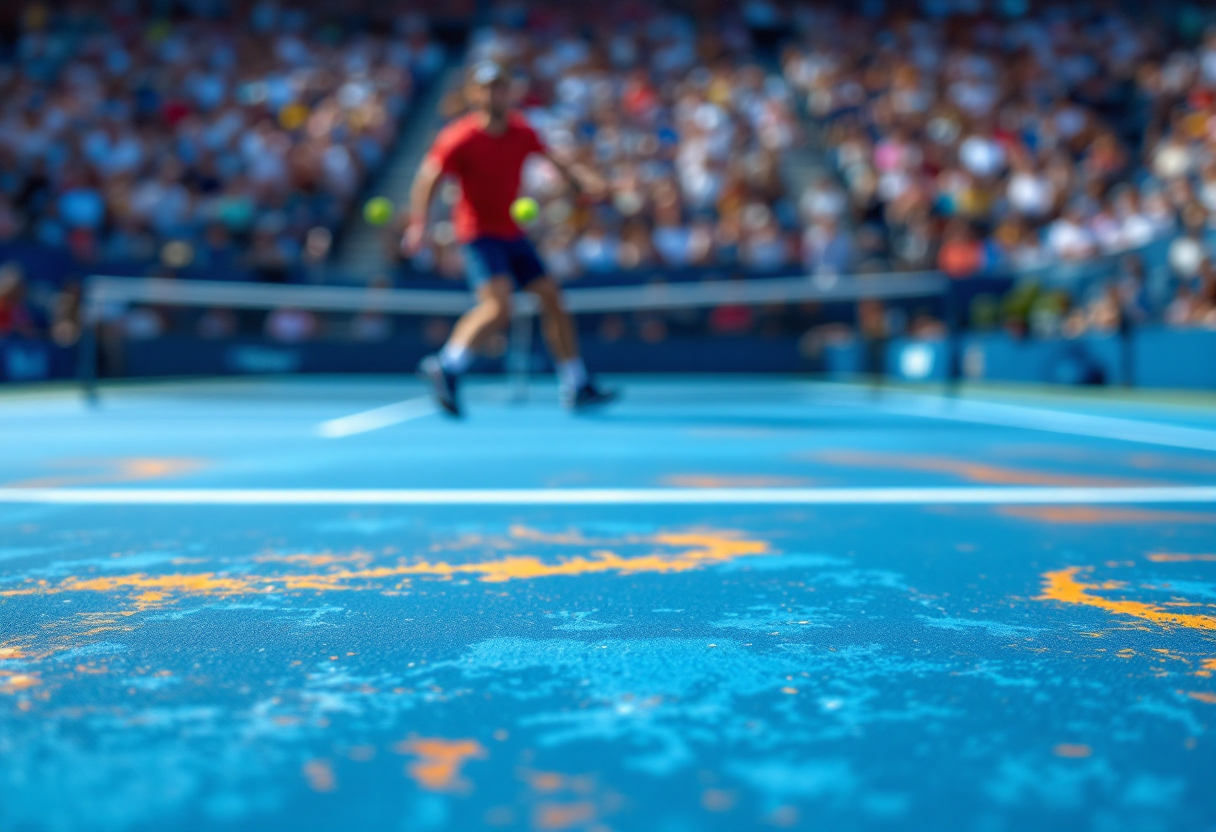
[
  {"x1": 525, "y1": 277, "x2": 578, "y2": 368},
  {"x1": 420, "y1": 277, "x2": 512, "y2": 416},
  {"x1": 514, "y1": 240, "x2": 617, "y2": 409},
  {"x1": 419, "y1": 240, "x2": 515, "y2": 416},
  {"x1": 442, "y1": 277, "x2": 514, "y2": 369}
]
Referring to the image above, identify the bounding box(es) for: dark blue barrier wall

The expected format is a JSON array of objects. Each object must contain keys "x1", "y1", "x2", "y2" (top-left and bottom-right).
[
  {"x1": 117, "y1": 335, "x2": 811, "y2": 377},
  {"x1": 1133, "y1": 329, "x2": 1216, "y2": 390},
  {"x1": 580, "y1": 337, "x2": 805, "y2": 374},
  {"x1": 112, "y1": 327, "x2": 1214, "y2": 389},
  {"x1": 5, "y1": 328, "x2": 1213, "y2": 390},
  {"x1": 953, "y1": 332, "x2": 1126, "y2": 386},
  {"x1": 0, "y1": 339, "x2": 76, "y2": 383},
  {"x1": 872, "y1": 327, "x2": 1213, "y2": 389},
  {"x1": 120, "y1": 337, "x2": 433, "y2": 377}
]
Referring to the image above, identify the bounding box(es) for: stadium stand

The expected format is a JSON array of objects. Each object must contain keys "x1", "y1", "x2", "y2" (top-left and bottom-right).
[
  {"x1": 1, "y1": 1, "x2": 1215, "y2": 386},
  {"x1": 0, "y1": 1, "x2": 447, "y2": 285},
  {"x1": 778, "y1": 3, "x2": 1216, "y2": 334}
]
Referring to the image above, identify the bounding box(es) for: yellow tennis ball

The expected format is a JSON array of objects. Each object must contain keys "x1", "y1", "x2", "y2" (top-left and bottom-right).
[
  {"x1": 363, "y1": 197, "x2": 394, "y2": 226},
  {"x1": 510, "y1": 196, "x2": 540, "y2": 224}
]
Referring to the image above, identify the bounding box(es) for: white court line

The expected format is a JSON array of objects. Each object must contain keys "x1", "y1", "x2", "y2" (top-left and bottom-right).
[
  {"x1": 827, "y1": 389, "x2": 1216, "y2": 453},
  {"x1": 0, "y1": 486, "x2": 1213, "y2": 505},
  {"x1": 316, "y1": 396, "x2": 434, "y2": 438}
]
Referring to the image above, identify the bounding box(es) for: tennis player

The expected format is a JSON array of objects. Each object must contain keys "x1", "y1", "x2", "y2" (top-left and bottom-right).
[{"x1": 402, "y1": 61, "x2": 617, "y2": 417}]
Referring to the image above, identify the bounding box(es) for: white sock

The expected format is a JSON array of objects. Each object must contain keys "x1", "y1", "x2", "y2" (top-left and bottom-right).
[
  {"x1": 439, "y1": 343, "x2": 472, "y2": 374},
  {"x1": 557, "y1": 357, "x2": 587, "y2": 390}
]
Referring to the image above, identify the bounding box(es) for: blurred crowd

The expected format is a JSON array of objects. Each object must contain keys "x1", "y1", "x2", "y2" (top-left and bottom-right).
[
  {"x1": 5, "y1": 0, "x2": 1216, "y2": 352},
  {"x1": 411, "y1": 1, "x2": 804, "y2": 280},
  {"x1": 778, "y1": 2, "x2": 1216, "y2": 334},
  {"x1": 0, "y1": 0, "x2": 443, "y2": 280}
]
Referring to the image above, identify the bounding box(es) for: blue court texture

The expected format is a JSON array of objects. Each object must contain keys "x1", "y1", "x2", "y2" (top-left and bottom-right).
[{"x1": 1, "y1": 376, "x2": 1215, "y2": 832}]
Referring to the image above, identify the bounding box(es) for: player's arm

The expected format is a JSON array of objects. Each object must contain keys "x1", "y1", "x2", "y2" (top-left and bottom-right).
[
  {"x1": 540, "y1": 148, "x2": 606, "y2": 201},
  {"x1": 401, "y1": 157, "x2": 443, "y2": 258}
]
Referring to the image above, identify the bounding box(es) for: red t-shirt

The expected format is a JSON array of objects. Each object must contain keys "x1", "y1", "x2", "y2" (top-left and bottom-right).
[{"x1": 426, "y1": 112, "x2": 546, "y2": 243}]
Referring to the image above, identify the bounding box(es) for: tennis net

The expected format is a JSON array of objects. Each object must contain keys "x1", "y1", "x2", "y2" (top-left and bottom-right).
[{"x1": 79, "y1": 271, "x2": 967, "y2": 397}]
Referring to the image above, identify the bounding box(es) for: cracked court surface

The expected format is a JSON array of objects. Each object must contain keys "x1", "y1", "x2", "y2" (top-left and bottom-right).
[{"x1": 1, "y1": 377, "x2": 1215, "y2": 832}]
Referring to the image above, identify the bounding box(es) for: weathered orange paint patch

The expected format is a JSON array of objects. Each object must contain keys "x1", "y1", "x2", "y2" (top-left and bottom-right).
[
  {"x1": 0, "y1": 671, "x2": 40, "y2": 692},
  {"x1": 525, "y1": 770, "x2": 595, "y2": 795},
  {"x1": 0, "y1": 587, "x2": 56, "y2": 598},
  {"x1": 1005, "y1": 507, "x2": 1216, "y2": 525},
  {"x1": 58, "y1": 573, "x2": 259, "y2": 609},
  {"x1": 1053, "y1": 744, "x2": 1092, "y2": 758},
  {"x1": 815, "y1": 451, "x2": 1136, "y2": 486},
  {"x1": 10, "y1": 532, "x2": 768, "y2": 608},
  {"x1": 1038, "y1": 568, "x2": 1216, "y2": 630},
  {"x1": 533, "y1": 801, "x2": 596, "y2": 831},
  {"x1": 303, "y1": 759, "x2": 336, "y2": 792},
  {"x1": 1148, "y1": 553, "x2": 1216, "y2": 563},
  {"x1": 396, "y1": 738, "x2": 486, "y2": 792},
  {"x1": 530, "y1": 774, "x2": 565, "y2": 793},
  {"x1": 8, "y1": 457, "x2": 204, "y2": 488}
]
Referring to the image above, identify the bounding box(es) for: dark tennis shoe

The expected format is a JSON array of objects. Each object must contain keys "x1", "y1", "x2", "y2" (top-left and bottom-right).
[
  {"x1": 562, "y1": 381, "x2": 619, "y2": 412},
  {"x1": 419, "y1": 355, "x2": 461, "y2": 417}
]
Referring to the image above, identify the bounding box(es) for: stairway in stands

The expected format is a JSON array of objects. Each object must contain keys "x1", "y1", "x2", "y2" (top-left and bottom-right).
[{"x1": 329, "y1": 59, "x2": 465, "y2": 284}]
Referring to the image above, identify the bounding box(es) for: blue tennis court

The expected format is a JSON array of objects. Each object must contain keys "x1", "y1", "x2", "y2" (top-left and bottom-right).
[{"x1": 2, "y1": 377, "x2": 1215, "y2": 832}]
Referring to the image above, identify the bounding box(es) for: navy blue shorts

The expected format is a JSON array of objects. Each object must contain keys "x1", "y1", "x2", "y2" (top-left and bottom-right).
[{"x1": 462, "y1": 236, "x2": 547, "y2": 291}]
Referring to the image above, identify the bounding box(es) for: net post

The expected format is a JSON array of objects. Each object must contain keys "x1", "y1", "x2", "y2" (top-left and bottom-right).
[
  {"x1": 1118, "y1": 307, "x2": 1135, "y2": 389},
  {"x1": 77, "y1": 276, "x2": 100, "y2": 406}
]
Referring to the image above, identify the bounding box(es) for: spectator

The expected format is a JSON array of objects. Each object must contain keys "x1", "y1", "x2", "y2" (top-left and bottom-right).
[
  {"x1": 0, "y1": 265, "x2": 38, "y2": 338},
  {"x1": 574, "y1": 222, "x2": 621, "y2": 274},
  {"x1": 1183, "y1": 259, "x2": 1216, "y2": 327},
  {"x1": 652, "y1": 204, "x2": 695, "y2": 267},
  {"x1": 50, "y1": 282, "x2": 82, "y2": 347},
  {"x1": 937, "y1": 221, "x2": 985, "y2": 280},
  {"x1": 265, "y1": 308, "x2": 320, "y2": 343},
  {"x1": 1116, "y1": 255, "x2": 1152, "y2": 326},
  {"x1": 1165, "y1": 281, "x2": 1199, "y2": 328},
  {"x1": 1046, "y1": 205, "x2": 1098, "y2": 262},
  {"x1": 803, "y1": 216, "x2": 852, "y2": 276}
]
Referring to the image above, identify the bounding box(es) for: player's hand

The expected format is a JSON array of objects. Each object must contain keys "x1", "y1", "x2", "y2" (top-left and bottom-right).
[{"x1": 401, "y1": 219, "x2": 427, "y2": 258}]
